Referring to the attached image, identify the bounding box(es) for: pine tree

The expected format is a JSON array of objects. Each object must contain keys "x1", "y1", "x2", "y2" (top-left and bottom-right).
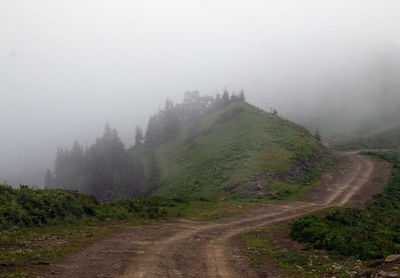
[
  {"x1": 238, "y1": 89, "x2": 246, "y2": 101},
  {"x1": 144, "y1": 151, "x2": 160, "y2": 195},
  {"x1": 44, "y1": 169, "x2": 53, "y2": 188},
  {"x1": 163, "y1": 98, "x2": 180, "y2": 135},
  {"x1": 314, "y1": 128, "x2": 322, "y2": 141},
  {"x1": 222, "y1": 89, "x2": 230, "y2": 106},
  {"x1": 134, "y1": 126, "x2": 144, "y2": 146}
]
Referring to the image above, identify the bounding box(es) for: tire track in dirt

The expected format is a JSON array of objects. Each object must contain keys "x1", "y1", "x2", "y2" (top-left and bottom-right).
[
  {"x1": 120, "y1": 202, "x2": 318, "y2": 278},
  {"x1": 202, "y1": 152, "x2": 382, "y2": 278},
  {"x1": 41, "y1": 152, "x2": 390, "y2": 278},
  {"x1": 120, "y1": 152, "x2": 381, "y2": 278}
]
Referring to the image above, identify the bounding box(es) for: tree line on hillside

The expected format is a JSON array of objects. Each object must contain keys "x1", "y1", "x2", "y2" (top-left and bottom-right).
[
  {"x1": 45, "y1": 90, "x2": 246, "y2": 200},
  {"x1": 145, "y1": 89, "x2": 245, "y2": 145}
]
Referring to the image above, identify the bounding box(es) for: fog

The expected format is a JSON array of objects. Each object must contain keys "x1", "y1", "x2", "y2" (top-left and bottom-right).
[{"x1": 1, "y1": 0, "x2": 400, "y2": 186}]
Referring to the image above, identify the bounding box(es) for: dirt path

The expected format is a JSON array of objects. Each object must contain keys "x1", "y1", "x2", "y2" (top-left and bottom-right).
[{"x1": 41, "y1": 152, "x2": 391, "y2": 278}]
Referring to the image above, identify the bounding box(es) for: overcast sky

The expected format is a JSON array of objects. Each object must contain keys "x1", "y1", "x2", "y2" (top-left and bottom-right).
[{"x1": 1, "y1": 0, "x2": 400, "y2": 186}]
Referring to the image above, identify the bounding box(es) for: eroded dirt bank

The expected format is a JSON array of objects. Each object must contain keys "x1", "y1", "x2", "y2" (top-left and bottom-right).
[{"x1": 40, "y1": 152, "x2": 391, "y2": 278}]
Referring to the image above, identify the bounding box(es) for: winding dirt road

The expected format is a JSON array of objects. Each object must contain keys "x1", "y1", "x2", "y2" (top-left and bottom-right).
[{"x1": 42, "y1": 152, "x2": 390, "y2": 278}]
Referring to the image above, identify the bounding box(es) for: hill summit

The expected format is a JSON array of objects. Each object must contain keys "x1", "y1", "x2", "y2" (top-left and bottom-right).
[
  {"x1": 141, "y1": 102, "x2": 332, "y2": 200},
  {"x1": 47, "y1": 92, "x2": 332, "y2": 200}
]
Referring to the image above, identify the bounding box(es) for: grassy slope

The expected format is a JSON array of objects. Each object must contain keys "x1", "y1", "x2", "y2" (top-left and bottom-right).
[
  {"x1": 149, "y1": 102, "x2": 332, "y2": 199},
  {"x1": 335, "y1": 125, "x2": 400, "y2": 150}
]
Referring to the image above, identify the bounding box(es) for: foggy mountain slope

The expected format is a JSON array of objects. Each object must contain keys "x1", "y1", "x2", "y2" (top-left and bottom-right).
[
  {"x1": 138, "y1": 102, "x2": 332, "y2": 199},
  {"x1": 46, "y1": 93, "x2": 332, "y2": 200},
  {"x1": 333, "y1": 123, "x2": 400, "y2": 150},
  {"x1": 288, "y1": 41, "x2": 400, "y2": 140},
  {"x1": 3, "y1": 1, "x2": 400, "y2": 187}
]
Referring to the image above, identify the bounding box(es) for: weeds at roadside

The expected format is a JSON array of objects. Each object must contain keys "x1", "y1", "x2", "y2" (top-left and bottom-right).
[{"x1": 242, "y1": 225, "x2": 372, "y2": 278}]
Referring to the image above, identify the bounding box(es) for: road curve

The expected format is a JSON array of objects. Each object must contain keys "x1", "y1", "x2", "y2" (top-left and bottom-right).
[{"x1": 42, "y1": 152, "x2": 389, "y2": 278}]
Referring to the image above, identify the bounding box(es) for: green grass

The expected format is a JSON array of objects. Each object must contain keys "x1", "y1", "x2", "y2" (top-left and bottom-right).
[
  {"x1": 139, "y1": 102, "x2": 332, "y2": 200},
  {"x1": 242, "y1": 225, "x2": 375, "y2": 278}
]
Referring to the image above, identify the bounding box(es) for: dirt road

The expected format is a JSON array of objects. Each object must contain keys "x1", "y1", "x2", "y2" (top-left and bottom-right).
[{"x1": 42, "y1": 152, "x2": 390, "y2": 278}]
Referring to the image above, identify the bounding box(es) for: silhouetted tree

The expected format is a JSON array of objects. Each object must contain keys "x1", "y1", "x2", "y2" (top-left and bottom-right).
[
  {"x1": 163, "y1": 98, "x2": 180, "y2": 135},
  {"x1": 85, "y1": 125, "x2": 127, "y2": 198},
  {"x1": 134, "y1": 126, "x2": 144, "y2": 146},
  {"x1": 145, "y1": 113, "x2": 164, "y2": 145},
  {"x1": 238, "y1": 89, "x2": 246, "y2": 101},
  {"x1": 314, "y1": 128, "x2": 322, "y2": 141},
  {"x1": 48, "y1": 90, "x2": 249, "y2": 200},
  {"x1": 144, "y1": 151, "x2": 160, "y2": 195},
  {"x1": 44, "y1": 169, "x2": 53, "y2": 188},
  {"x1": 222, "y1": 89, "x2": 230, "y2": 106},
  {"x1": 214, "y1": 93, "x2": 222, "y2": 107}
]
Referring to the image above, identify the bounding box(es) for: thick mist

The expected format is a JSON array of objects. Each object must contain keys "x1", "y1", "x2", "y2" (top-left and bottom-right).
[{"x1": 1, "y1": 0, "x2": 400, "y2": 186}]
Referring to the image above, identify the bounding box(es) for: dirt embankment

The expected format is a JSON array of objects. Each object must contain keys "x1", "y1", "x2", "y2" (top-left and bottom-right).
[{"x1": 40, "y1": 152, "x2": 391, "y2": 278}]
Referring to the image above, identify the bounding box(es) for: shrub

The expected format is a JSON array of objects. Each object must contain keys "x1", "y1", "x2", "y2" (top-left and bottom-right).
[{"x1": 0, "y1": 186, "x2": 176, "y2": 230}]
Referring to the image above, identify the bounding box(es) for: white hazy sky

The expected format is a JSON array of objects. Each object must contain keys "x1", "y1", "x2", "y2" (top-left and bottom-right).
[{"x1": 1, "y1": 0, "x2": 400, "y2": 185}]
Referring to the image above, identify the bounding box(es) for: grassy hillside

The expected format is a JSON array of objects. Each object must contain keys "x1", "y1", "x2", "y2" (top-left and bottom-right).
[
  {"x1": 138, "y1": 102, "x2": 333, "y2": 200},
  {"x1": 335, "y1": 124, "x2": 400, "y2": 150}
]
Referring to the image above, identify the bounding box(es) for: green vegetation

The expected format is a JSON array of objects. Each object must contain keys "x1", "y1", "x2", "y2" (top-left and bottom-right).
[
  {"x1": 0, "y1": 184, "x2": 180, "y2": 230},
  {"x1": 47, "y1": 92, "x2": 332, "y2": 201},
  {"x1": 290, "y1": 151, "x2": 400, "y2": 260},
  {"x1": 45, "y1": 91, "x2": 248, "y2": 200},
  {"x1": 0, "y1": 184, "x2": 270, "y2": 277},
  {"x1": 150, "y1": 102, "x2": 333, "y2": 200},
  {"x1": 9, "y1": 94, "x2": 334, "y2": 276},
  {"x1": 0, "y1": 185, "x2": 261, "y2": 276},
  {"x1": 0, "y1": 184, "x2": 182, "y2": 277},
  {"x1": 335, "y1": 125, "x2": 400, "y2": 150},
  {"x1": 243, "y1": 225, "x2": 366, "y2": 277}
]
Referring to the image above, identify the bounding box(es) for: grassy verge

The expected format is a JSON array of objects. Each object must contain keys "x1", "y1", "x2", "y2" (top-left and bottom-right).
[
  {"x1": 242, "y1": 225, "x2": 400, "y2": 278},
  {"x1": 0, "y1": 198, "x2": 266, "y2": 277},
  {"x1": 1, "y1": 221, "x2": 114, "y2": 277},
  {"x1": 0, "y1": 186, "x2": 174, "y2": 277}
]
